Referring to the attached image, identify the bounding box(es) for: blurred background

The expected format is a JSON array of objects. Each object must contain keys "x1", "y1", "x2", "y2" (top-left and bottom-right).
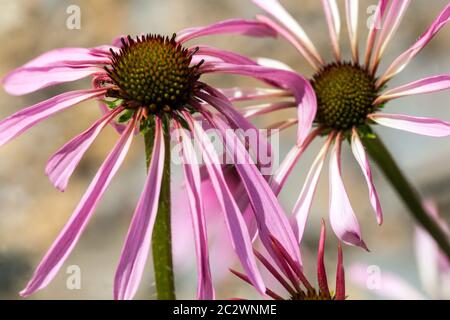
[{"x1": 0, "y1": 0, "x2": 449, "y2": 300}]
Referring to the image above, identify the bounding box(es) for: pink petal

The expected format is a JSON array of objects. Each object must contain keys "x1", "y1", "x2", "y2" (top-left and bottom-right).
[
  {"x1": 0, "y1": 88, "x2": 106, "y2": 147},
  {"x1": 22, "y1": 47, "x2": 110, "y2": 68},
  {"x1": 97, "y1": 100, "x2": 127, "y2": 134},
  {"x1": 322, "y1": 0, "x2": 342, "y2": 60},
  {"x1": 329, "y1": 133, "x2": 368, "y2": 249},
  {"x1": 176, "y1": 19, "x2": 277, "y2": 43},
  {"x1": 183, "y1": 111, "x2": 266, "y2": 295},
  {"x1": 380, "y1": 3, "x2": 450, "y2": 84},
  {"x1": 345, "y1": 0, "x2": 359, "y2": 62},
  {"x1": 371, "y1": 0, "x2": 411, "y2": 72},
  {"x1": 376, "y1": 74, "x2": 450, "y2": 104},
  {"x1": 114, "y1": 117, "x2": 165, "y2": 300},
  {"x1": 317, "y1": 219, "x2": 331, "y2": 299},
  {"x1": 218, "y1": 87, "x2": 290, "y2": 102},
  {"x1": 369, "y1": 113, "x2": 450, "y2": 137},
  {"x1": 90, "y1": 45, "x2": 120, "y2": 56},
  {"x1": 252, "y1": 0, "x2": 323, "y2": 66},
  {"x1": 200, "y1": 63, "x2": 317, "y2": 146},
  {"x1": 3, "y1": 66, "x2": 104, "y2": 96},
  {"x1": 351, "y1": 129, "x2": 383, "y2": 225},
  {"x1": 46, "y1": 106, "x2": 125, "y2": 192},
  {"x1": 21, "y1": 115, "x2": 137, "y2": 297},
  {"x1": 335, "y1": 242, "x2": 345, "y2": 300},
  {"x1": 200, "y1": 108, "x2": 303, "y2": 273},
  {"x1": 292, "y1": 134, "x2": 334, "y2": 243},
  {"x1": 174, "y1": 123, "x2": 214, "y2": 300}
]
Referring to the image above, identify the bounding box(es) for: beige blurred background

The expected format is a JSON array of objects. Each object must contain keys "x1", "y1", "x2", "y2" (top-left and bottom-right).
[{"x1": 0, "y1": 0, "x2": 449, "y2": 300}]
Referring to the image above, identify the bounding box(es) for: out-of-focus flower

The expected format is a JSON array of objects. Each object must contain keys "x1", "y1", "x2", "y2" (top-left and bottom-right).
[
  {"x1": 350, "y1": 200, "x2": 450, "y2": 299},
  {"x1": 1, "y1": 19, "x2": 314, "y2": 299},
  {"x1": 171, "y1": 168, "x2": 242, "y2": 296},
  {"x1": 240, "y1": 0, "x2": 450, "y2": 249},
  {"x1": 232, "y1": 220, "x2": 346, "y2": 300}
]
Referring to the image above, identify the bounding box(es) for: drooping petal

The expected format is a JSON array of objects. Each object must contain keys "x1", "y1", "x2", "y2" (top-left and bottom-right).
[
  {"x1": 200, "y1": 63, "x2": 317, "y2": 146},
  {"x1": 379, "y1": 3, "x2": 450, "y2": 84},
  {"x1": 0, "y1": 88, "x2": 107, "y2": 147},
  {"x1": 200, "y1": 109, "x2": 302, "y2": 272},
  {"x1": 176, "y1": 19, "x2": 277, "y2": 43},
  {"x1": 183, "y1": 111, "x2": 266, "y2": 295},
  {"x1": 322, "y1": 0, "x2": 341, "y2": 60},
  {"x1": 292, "y1": 134, "x2": 334, "y2": 243},
  {"x1": 329, "y1": 133, "x2": 368, "y2": 249},
  {"x1": 114, "y1": 117, "x2": 165, "y2": 300},
  {"x1": 376, "y1": 74, "x2": 450, "y2": 104},
  {"x1": 21, "y1": 47, "x2": 111, "y2": 68},
  {"x1": 369, "y1": 113, "x2": 450, "y2": 137},
  {"x1": 317, "y1": 219, "x2": 331, "y2": 299},
  {"x1": 256, "y1": 15, "x2": 322, "y2": 70},
  {"x1": 3, "y1": 66, "x2": 104, "y2": 96},
  {"x1": 46, "y1": 106, "x2": 125, "y2": 192},
  {"x1": 345, "y1": 0, "x2": 359, "y2": 63},
  {"x1": 252, "y1": 0, "x2": 324, "y2": 65},
  {"x1": 351, "y1": 129, "x2": 383, "y2": 225},
  {"x1": 370, "y1": 0, "x2": 410, "y2": 73},
  {"x1": 174, "y1": 122, "x2": 214, "y2": 300},
  {"x1": 335, "y1": 242, "x2": 346, "y2": 300},
  {"x1": 21, "y1": 115, "x2": 137, "y2": 297}
]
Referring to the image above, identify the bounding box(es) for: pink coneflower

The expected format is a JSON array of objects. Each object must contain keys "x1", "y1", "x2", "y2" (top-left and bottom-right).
[
  {"x1": 244, "y1": 0, "x2": 450, "y2": 250},
  {"x1": 1, "y1": 19, "x2": 314, "y2": 299},
  {"x1": 232, "y1": 220, "x2": 345, "y2": 300}
]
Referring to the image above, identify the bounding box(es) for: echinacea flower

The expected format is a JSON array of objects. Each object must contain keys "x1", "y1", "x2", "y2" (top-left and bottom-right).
[
  {"x1": 350, "y1": 200, "x2": 450, "y2": 300},
  {"x1": 1, "y1": 19, "x2": 314, "y2": 299},
  {"x1": 231, "y1": 220, "x2": 345, "y2": 300},
  {"x1": 244, "y1": 0, "x2": 450, "y2": 249}
]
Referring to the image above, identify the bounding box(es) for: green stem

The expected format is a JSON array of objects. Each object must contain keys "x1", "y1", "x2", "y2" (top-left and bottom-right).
[
  {"x1": 144, "y1": 119, "x2": 175, "y2": 300},
  {"x1": 362, "y1": 134, "x2": 450, "y2": 260}
]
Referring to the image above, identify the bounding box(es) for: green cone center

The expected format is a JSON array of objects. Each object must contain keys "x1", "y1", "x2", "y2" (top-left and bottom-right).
[
  {"x1": 312, "y1": 62, "x2": 378, "y2": 131},
  {"x1": 105, "y1": 34, "x2": 200, "y2": 112}
]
